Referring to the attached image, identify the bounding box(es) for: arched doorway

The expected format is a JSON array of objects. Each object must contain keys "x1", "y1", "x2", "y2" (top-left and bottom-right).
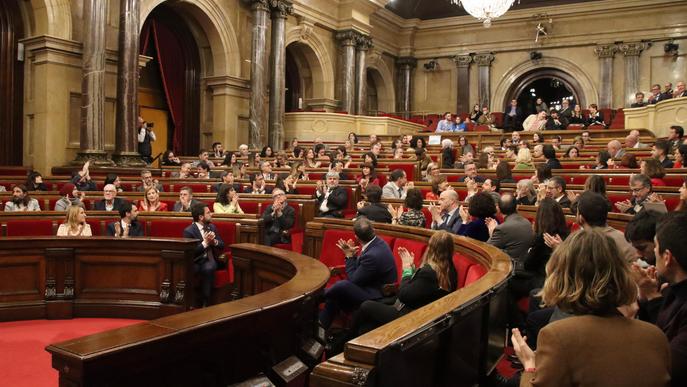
[
  {"x1": 365, "y1": 65, "x2": 394, "y2": 115},
  {"x1": 0, "y1": 1, "x2": 24, "y2": 165},
  {"x1": 139, "y1": 4, "x2": 201, "y2": 156},
  {"x1": 366, "y1": 72, "x2": 378, "y2": 115},
  {"x1": 505, "y1": 67, "x2": 585, "y2": 116},
  {"x1": 285, "y1": 45, "x2": 305, "y2": 112}
]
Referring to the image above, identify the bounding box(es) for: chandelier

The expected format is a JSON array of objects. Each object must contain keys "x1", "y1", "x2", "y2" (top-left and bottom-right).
[{"x1": 451, "y1": 0, "x2": 519, "y2": 28}]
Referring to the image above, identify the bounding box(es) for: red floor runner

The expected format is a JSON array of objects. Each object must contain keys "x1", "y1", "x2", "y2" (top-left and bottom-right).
[{"x1": 0, "y1": 318, "x2": 142, "y2": 387}]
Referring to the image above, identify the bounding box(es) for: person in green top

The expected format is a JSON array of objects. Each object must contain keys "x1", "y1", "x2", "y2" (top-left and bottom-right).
[{"x1": 213, "y1": 184, "x2": 243, "y2": 214}]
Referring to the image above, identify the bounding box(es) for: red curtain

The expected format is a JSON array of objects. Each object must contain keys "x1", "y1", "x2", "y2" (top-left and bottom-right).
[{"x1": 140, "y1": 19, "x2": 186, "y2": 153}]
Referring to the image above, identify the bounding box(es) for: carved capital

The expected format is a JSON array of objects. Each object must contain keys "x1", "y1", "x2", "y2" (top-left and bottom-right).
[
  {"x1": 160, "y1": 279, "x2": 171, "y2": 303},
  {"x1": 269, "y1": 0, "x2": 293, "y2": 18},
  {"x1": 619, "y1": 42, "x2": 646, "y2": 57},
  {"x1": 45, "y1": 279, "x2": 57, "y2": 300},
  {"x1": 594, "y1": 44, "x2": 617, "y2": 58},
  {"x1": 473, "y1": 53, "x2": 495, "y2": 66},
  {"x1": 453, "y1": 54, "x2": 473, "y2": 68},
  {"x1": 336, "y1": 29, "x2": 358, "y2": 47},
  {"x1": 63, "y1": 278, "x2": 74, "y2": 299},
  {"x1": 396, "y1": 56, "x2": 417, "y2": 69},
  {"x1": 355, "y1": 34, "x2": 373, "y2": 51},
  {"x1": 296, "y1": 17, "x2": 314, "y2": 42},
  {"x1": 174, "y1": 281, "x2": 186, "y2": 305},
  {"x1": 245, "y1": 0, "x2": 270, "y2": 12}
]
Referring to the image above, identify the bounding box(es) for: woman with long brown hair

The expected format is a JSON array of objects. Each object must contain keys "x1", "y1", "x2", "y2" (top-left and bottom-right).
[{"x1": 353, "y1": 231, "x2": 458, "y2": 335}]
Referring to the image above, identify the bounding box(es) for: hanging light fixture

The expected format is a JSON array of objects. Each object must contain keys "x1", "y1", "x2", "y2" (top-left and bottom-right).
[{"x1": 451, "y1": 0, "x2": 519, "y2": 28}]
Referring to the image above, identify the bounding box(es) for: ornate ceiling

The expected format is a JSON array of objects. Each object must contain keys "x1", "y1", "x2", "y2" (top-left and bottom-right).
[{"x1": 385, "y1": 0, "x2": 603, "y2": 20}]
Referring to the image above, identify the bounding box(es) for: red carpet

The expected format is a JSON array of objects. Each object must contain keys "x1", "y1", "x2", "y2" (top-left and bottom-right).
[{"x1": 0, "y1": 318, "x2": 142, "y2": 387}]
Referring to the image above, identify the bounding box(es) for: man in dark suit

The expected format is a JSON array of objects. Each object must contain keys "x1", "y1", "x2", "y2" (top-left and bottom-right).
[
  {"x1": 636, "y1": 212, "x2": 687, "y2": 387},
  {"x1": 661, "y1": 82, "x2": 674, "y2": 101},
  {"x1": 214, "y1": 170, "x2": 242, "y2": 193},
  {"x1": 243, "y1": 174, "x2": 272, "y2": 195},
  {"x1": 546, "y1": 176, "x2": 571, "y2": 208},
  {"x1": 319, "y1": 217, "x2": 397, "y2": 329},
  {"x1": 585, "y1": 104, "x2": 606, "y2": 127},
  {"x1": 316, "y1": 172, "x2": 348, "y2": 218},
  {"x1": 173, "y1": 186, "x2": 202, "y2": 212},
  {"x1": 503, "y1": 99, "x2": 523, "y2": 132},
  {"x1": 262, "y1": 188, "x2": 295, "y2": 246},
  {"x1": 106, "y1": 201, "x2": 143, "y2": 237},
  {"x1": 558, "y1": 99, "x2": 572, "y2": 121},
  {"x1": 457, "y1": 162, "x2": 485, "y2": 183},
  {"x1": 543, "y1": 144, "x2": 562, "y2": 170},
  {"x1": 183, "y1": 203, "x2": 225, "y2": 307},
  {"x1": 429, "y1": 190, "x2": 461, "y2": 234},
  {"x1": 356, "y1": 184, "x2": 392, "y2": 223},
  {"x1": 94, "y1": 184, "x2": 128, "y2": 212},
  {"x1": 630, "y1": 92, "x2": 647, "y2": 108},
  {"x1": 545, "y1": 110, "x2": 568, "y2": 130},
  {"x1": 486, "y1": 194, "x2": 534, "y2": 270}
]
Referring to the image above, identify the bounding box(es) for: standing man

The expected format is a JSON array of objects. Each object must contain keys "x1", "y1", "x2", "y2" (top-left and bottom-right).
[
  {"x1": 486, "y1": 194, "x2": 534, "y2": 269},
  {"x1": 137, "y1": 116, "x2": 156, "y2": 165},
  {"x1": 316, "y1": 172, "x2": 348, "y2": 218},
  {"x1": 504, "y1": 99, "x2": 523, "y2": 132},
  {"x1": 106, "y1": 201, "x2": 143, "y2": 237},
  {"x1": 183, "y1": 203, "x2": 224, "y2": 308},
  {"x1": 262, "y1": 189, "x2": 295, "y2": 246}
]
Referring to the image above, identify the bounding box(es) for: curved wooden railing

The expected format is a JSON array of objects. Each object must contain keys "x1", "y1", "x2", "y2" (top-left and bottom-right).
[
  {"x1": 304, "y1": 219, "x2": 512, "y2": 387},
  {"x1": 45, "y1": 244, "x2": 330, "y2": 386}
]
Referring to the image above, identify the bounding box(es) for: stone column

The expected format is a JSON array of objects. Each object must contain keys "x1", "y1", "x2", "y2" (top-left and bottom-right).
[
  {"x1": 474, "y1": 53, "x2": 494, "y2": 109},
  {"x1": 112, "y1": 0, "x2": 145, "y2": 166},
  {"x1": 335, "y1": 30, "x2": 357, "y2": 114},
  {"x1": 453, "y1": 54, "x2": 472, "y2": 114},
  {"x1": 267, "y1": 0, "x2": 293, "y2": 151},
  {"x1": 594, "y1": 44, "x2": 617, "y2": 109},
  {"x1": 396, "y1": 57, "x2": 417, "y2": 119},
  {"x1": 247, "y1": 0, "x2": 270, "y2": 149},
  {"x1": 354, "y1": 35, "x2": 372, "y2": 116},
  {"x1": 619, "y1": 42, "x2": 646, "y2": 107},
  {"x1": 75, "y1": 0, "x2": 113, "y2": 165}
]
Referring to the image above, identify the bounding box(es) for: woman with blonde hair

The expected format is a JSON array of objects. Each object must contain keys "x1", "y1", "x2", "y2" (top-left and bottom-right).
[
  {"x1": 56, "y1": 205, "x2": 92, "y2": 236},
  {"x1": 139, "y1": 186, "x2": 168, "y2": 212},
  {"x1": 353, "y1": 231, "x2": 458, "y2": 335},
  {"x1": 514, "y1": 148, "x2": 535, "y2": 170},
  {"x1": 515, "y1": 179, "x2": 537, "y2": 205},
  {"x1": 512, "y1": 228, "x2": 670, "y2": 387},
  {"x1": 289, "y1": 161, "x2": 309, "y2": 181}
]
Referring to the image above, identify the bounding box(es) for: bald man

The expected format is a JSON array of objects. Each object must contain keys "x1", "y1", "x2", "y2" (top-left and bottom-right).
[
  {"x1": 94, "y1": 184, "x2": 128, "y2": 212},
  {"x1": 607, "y1": 139, "x2": 625, "y2": 159},
  {"x1": 429, "y1": 190, "x2": 461, "y2": 233}
]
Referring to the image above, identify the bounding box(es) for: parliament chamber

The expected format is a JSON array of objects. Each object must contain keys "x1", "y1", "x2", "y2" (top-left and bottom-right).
[{"x1": 1, "y1": 0, "x2": 687, "y2": 386}]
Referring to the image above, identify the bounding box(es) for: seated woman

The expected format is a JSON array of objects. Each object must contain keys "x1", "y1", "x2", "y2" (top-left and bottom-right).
[
  {"x1": 512, "y1": 228, "x2": 670, "y2": 386},
  {"x1": 222, "y1": 152, "x2": 238, "y2": 167},
  {"x1": 275, "y1": 175, "x2": 298, "y2": 195},
  {"x1": 56, "y1": 205, "x2": 92, "y2": 237},
  {"x1": 54, "y1": 183, "x2": 85, "y2": 211},
  {"x1": 290, "y1": 161, "x2": 309, "y2": 181},
  {"x1": 563, "y1": 146, "x2": 579, "y2": 158},
  {"x1": 641, "y1": 158, "x2": 667, "y2": 186},
  {"x1": 390, "y1": 188, "x2": 426, "y2": 228},
  {"x1": 468, "y1": 104, "x2": 482, "y2": 122},
  {"x1": 568, "y1": 104, "x2": 585, "y2": 125},
  {"x1": 456, "y1": 192, "x2": 496, "y2": 242},
  {"x1": 392, "y1": 147, "x2": 405, "y2": 160},
  {"x1": 213, "y1": 184, "x2": 244, "y2": 214},
  {"x1": 260, "y1": 145, "x2": 274, "y2": 158},
  {"x1": 531, "y1": 164, "x2": 552, "y2": 185},
  {"x1": 676, "y1": 177, "x2": 687, "y2": 211},
  {"x1": 674, "y1": 144, "x2": 687, "y2": 168},
  {"x1": 139, "y1": 186, "x2": 168, "y2": 212},
  {"x1": 452, "y1": 115, "x2": 466, "y2": 132},
  {"x1": 356, "y1": 163, "x2": 379, "y2": 192},
  {"x1": 593, "y1": 150, "x2": 611, "y2": 169},
  {"x1": 104, "y1": 173, "x2": 123, "y2": 192},
  {"x1": 353, "y1": 231, "x2": 457, "y2": 335},
  {"x1": 426, "y1": 175, "x2": 449, "y2": 201},
  {"x1": 515, "y1": 179, "x2": 537, "y2": 206},
  {"x1": 514, "y1": 148, "x2": 535, "y2": 170},
  {"x1": 162, "y1": 150, "x2": 181, "y2": 166},
  {"x1": 25, "y1": 171, "x2": 48, "y2": 191},
  {"x1": 273, "y1": 151, "x2": 289, "y2": 168},
  {"x1": 425, "y1": 163, "x2": 441, "y2": 182},
  {"x1": 458, "y1": 136, "x2": 474, "y2": 156},
  {"x1": 523, "y1": 111, "x2": 548, "y2": 131},
  {"x1": 232, "y1": 161, "x2": 247, "y2": 180}
]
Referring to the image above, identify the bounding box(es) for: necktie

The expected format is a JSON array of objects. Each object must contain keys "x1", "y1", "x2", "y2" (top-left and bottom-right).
[
  {"x1": 442, "y1": 213, "x2": 449, "y2": 224},
  {"x1": 203, "y1": 226, "x2": 215, "y2": 261},
  {"x1": 398, "y1": 188, "x2": 403, "y2": 198}
]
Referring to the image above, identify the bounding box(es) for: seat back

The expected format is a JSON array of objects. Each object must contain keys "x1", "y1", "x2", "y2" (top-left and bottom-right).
[
  {"x1": 5, "y1": 219, "x2": 55, "y2": 236},
  {"x1": 146, "y1": 219, "x2": 189, "y2": 238},
  {"x1": 390, "y1": 238, "x2": 428, "y2": 282},
  {"x1": 319, "y1": 229, "x2": 357, "y2": 268}
]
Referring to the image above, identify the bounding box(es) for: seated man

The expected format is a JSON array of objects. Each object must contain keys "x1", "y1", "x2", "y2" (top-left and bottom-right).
[
  {"x1": 316, "y1": 172, "x2": 348, "y2": 218},
  {"x1": 585, "y1": 104, "x2": 607, "y2": 127},
  {"x1": 136, "y1": 169, "x2": 164, "y2": 192},
  {"x1": 429, "y1": 190, "x2": 461, "y2": 233},
  {"x1": 486, "y1": 193, "x2": 534, "y2": 270},
  {"x1": 106, "y1": 201, "x2": 143, "y2": 237},
  {"x1": 319, "y1": 217, "x2": 397, "y2": 329},
  {"x1": 625, "y1": 210, "x2": 664, "y2": 266},
  {"x1": 607, "y1": 139, "x2": 625, "y2": 159},
  {"x1": 635, "y1": 212, "x2": 687, "y2": 387},
  {"x1": 576, "y1": 191, "x2": 636, "y2": 263},
  {"x1": 615, "y1": 174, "x2": 653, "y2": 215},
  {"x1": 652, "y1": 139, "x2": 674, "y2": 169},
  {"x1": 214, "y1": 170, "x2": 241, "y2": 193},
  {"x1": 94, "y1": 184, "x2": 128, "y2": 212},
  {"x1": 435, "y1": 112, "x2": 453, "y2": 133},
  {"x1": 543, "y1": 176, "x2": 571, "y2": 208},
  {"x1": 192, "y1": 150, "x2": 215, "y2": 168},
  {"x1": 4, "y1": 185, "x2": 41, "y2": 212},
  {"x1": 259, "y1": 161, "x2": 276, "y2": 181},
  {"x1": 171, "y1": 163, "x2": 193, "y2": 179},
  {"x1": 173, "y1": 186, "x2": 202, "y2": 212},
  {"x1": 458, "y1": 161, "x2": 485, "y2": 183},
  {"x1": 356, "y1": 184, "x2": 392, "y2": 223},
  {"x1": 330, "y1": 160, "x2": 349, "y2": 181},
  {"x1": 244, "y1": 174, "x2": 272, "y2": 195},
  {"x1": 382, "y1": 169, "x2": 410, "y2": 199},
  {"x1": 545, "y1": 110, "x2": 568, "y2": 130},
  {"x1": 631, "y1": 92, "x2": 647, "y2": 108},
  {"x1": 70, "y1": 160, "x2": 97, "y2": 191},
  {"x1": 183, "y1": 203, "x2": 224, "y2": 308},
  {"x1": 211, "y1": 142, "x2": 225, "y2": 158},
  {"x1": 262, "y1": 188, "x2": 295, "y2": 246},
  {"x1": 196, "y1": 161, "x2": 211, "y2": 179}
]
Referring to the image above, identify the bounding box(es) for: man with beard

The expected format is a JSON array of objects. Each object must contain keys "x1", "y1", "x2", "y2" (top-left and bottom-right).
[
  {"x1": 4, "y1": 185, "x2": 41, "y2": 212},
  {"x1": 106, "y1": 201, "x2": 143, "y2": 237},
  {"x1": 183, "y1": 203, "x2": 225, "y2": 307}
]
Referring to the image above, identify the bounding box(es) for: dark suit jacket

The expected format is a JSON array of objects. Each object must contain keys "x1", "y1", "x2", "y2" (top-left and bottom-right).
[
  {"x1": 94, "y1": 197, "x2": 127, "y2": 212},
  {"x1": 357, "y1": 203, "x2": 392, "y2": 224},
  {"x1": 555, "y1": 194, "x2": 572, "y2": 209},
  {"x1": 346, "y1": 237, "x2": 397, "y2": 299},
  {"x1": 456, "y1": 217, "x2": 490, "y2": 242},
  {"x1": 106, "y1": 220, "x2": 144, "y2": 237},
  {"x1": 182, "y1": 222, "x2": 225, "y2": 267},
  {"x1": 558, "y1": 107, "x2": 572, "y2": 120},
  {"x1": 520, "y1": 315, "x2": 670, "y2": 387},
  {"x1": 503, "y1": 107, "x2": 523, "y2": 130},
  {"x1": 441, "y1": 147, "x2": 455, "y2": 169},
  {"x1": 173, "y1": 199, "x2": 202, "y2": 212},
  {"x1": 316, "y1": 186, "x2": 348, "y2": 217},
  {"x1": 487, "y1": 213, "x2": 534, "y2": 270},
  {"x1": 432, "y1": 208, "x2": 461, "y2": 234},
  {"x1": 631, "y1": 102, "x2": 647, "y2": 108},
  {"x1": 545, "y1": 117, "x2": 568, "y2": 130},
  {"x1": 214, "y1": 182, "x2": 242, "y2": 193},
  {"x1": 243, "y1": 185, "x2": 273, "y2": 195},
  {"x1": 262, "y1": 203, "x2": 296, "y2": 246},
  {"x1": 545, "y1": 158, "x2": 562, "y2": 170},
  {"x1": 585, "y1": 111, "x2": 606, "y2": 127},
  {"x1": 458, "y1": 175, "x2": 485, "y2": 183}
]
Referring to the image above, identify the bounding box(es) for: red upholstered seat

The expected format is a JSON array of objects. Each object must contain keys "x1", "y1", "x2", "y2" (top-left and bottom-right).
[
  {"x1": 452, "y1": 252, "x2": 478, "y2": 289},
  {"x1": 296, "y1": 185, "x2": 317, "y2": 197},
  {"x1": 474, "y1": 124, "x2": 491, "y2": 132},
  {"x1": 464, "y1": 264, "x2": 487, "y2": 286},
  {"x1": 239, "y1": 201, "x2": 261, "y2": 215},
  {"x1": 391, "y1": 238, "x2": 428, "y2": 282},
  {"x1": 320, "y1": 229, "x2": 357, "y2": 287},
  {"x1": 6, "y1": 220, "x2": 54, "y2": 236},
  {"x1": 606, "y1": 175, "x2": 630, "y2": 186},
  {"x1": 147, "y1": 220, "x2": 189, "y2": 238},
  {"x1": 87, "y1": 219, "x2": 104, "y2": 236},
  {"x1": 492, "y1": 112, "x2": 504, "y2": 128},
  {"x1": 212, "y1": 221, "x2": 237, "y2": 286}
]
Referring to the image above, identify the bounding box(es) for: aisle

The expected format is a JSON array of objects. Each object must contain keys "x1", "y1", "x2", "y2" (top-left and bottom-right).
[{"x1": 0, "y1": 318, "x2": 142, "y2": 387}]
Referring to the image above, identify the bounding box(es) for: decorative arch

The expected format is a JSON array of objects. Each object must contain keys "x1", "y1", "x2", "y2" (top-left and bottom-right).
[
  {"x1": 492, "y1": 57, "x2": 598, "y2": 111},
  {"x1": 140, "y1": 0, "x2": 241, "y2": 77},
  {"x1": 285, "y1": 25, "x2": 335, "y2": 100},
  {"x1": 24, "y1": 0, "x2": 72, "y2": 38},
  {"x1": 366, "y1": 51, "x2": 395, "y2": 114}
]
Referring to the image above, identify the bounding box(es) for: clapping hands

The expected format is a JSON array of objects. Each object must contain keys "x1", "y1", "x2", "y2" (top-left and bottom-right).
[
  {"x1": 336, "y1": 238, "x2": 359, "y2": 258},
  {"x1": 615, "y1": 199, "x2": 632, "y2": 213},
  {"x1": 485, "y1": 217, "x2": 498, "y2": 236},
  {"x1": 458, "y1": 205, "x2": 470, "y2": 224},
  {"x1": 543, "y1": 232, "x2": 563, "y2": 249},
  {"x1": 397, "y1": 247, "x2": 415, "y2": 269}
]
